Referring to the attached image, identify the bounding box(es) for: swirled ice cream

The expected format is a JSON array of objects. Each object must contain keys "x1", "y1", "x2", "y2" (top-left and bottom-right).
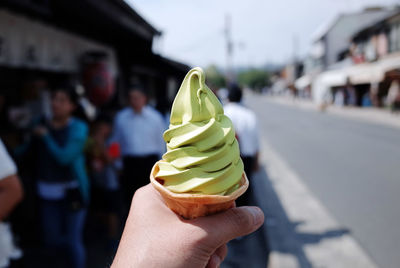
[{"x1": 155, "y1": 67, "x2": 244, "y2": 195}]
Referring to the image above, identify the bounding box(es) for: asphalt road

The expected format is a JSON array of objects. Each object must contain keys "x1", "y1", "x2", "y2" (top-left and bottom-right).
[{"x1": 247, "y1": 95, "x2": 400, "y2": 268}]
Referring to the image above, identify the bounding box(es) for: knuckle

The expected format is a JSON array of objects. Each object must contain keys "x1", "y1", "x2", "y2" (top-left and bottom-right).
[
  {"x1": 216, "y1": 244, "x2": 228, "y2": 261},
  {"x1": 190, "y1": 225, "x2": 209, "y2": 244},
  {"x1": 132, "y1": 186, "x2": 146, "y2": 200},
  {"x1": 227, "y1": 208, "x2": 252, "y2": 230},
  {"x1": 187, "y1": 225, "x2": 215, "y2": 253},
  {"x1": 130, "y1": 187, "x2": 147, "y2": 208}
]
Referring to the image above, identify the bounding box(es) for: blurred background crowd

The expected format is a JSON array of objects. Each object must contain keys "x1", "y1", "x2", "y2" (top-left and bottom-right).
[
  {"x1": 1, "y1": 83, "x2": 175, "y2": 268},
  {"x1": 0, "y1": 1, "x2": 190, "y2": 267}
]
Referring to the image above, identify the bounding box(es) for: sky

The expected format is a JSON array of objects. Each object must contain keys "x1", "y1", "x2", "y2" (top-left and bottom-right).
[{"x1": 127, "y1": 0, "x2": 400, "y2": 69}]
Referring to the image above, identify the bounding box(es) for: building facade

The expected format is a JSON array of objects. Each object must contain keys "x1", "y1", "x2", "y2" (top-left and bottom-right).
[
  {"x1": 0, "y1": 0, "x2": 189, "y2": 117},
  {"x1": 307, "y1": 7, "x2": 396, "y2": 73}
]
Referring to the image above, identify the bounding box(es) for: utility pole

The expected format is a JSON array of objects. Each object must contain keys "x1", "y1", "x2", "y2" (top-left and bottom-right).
[
  {"x1": 225, "y1": 14, "x2": 233, "y2": 83},
  {"x1": 292, "y1": 34, "x2": 298, "y2": 62},
  {"x1": 291, "y1": 34, "x2": 299, "y2": 84}
]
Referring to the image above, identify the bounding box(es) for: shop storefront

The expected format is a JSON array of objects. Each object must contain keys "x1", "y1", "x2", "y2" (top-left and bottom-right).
[
  {"x1": 312, "y1": 52, "x2": 400, "y2": 106},
  {"x1": 0, "y1": 1, "x2": 190, "y2": 260},
  {"x1": 0, "y1": 0, "x2": 189, "y2": 141}
]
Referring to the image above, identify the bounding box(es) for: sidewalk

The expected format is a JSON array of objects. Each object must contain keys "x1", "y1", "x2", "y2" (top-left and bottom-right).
[{"x1": 267, "y1": 96, "x2": 400, "y2": 130}]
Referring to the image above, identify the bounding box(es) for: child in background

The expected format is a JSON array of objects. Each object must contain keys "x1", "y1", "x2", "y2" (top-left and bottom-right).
[{"x1": 86, "y1": 116, "x2": 121, "y2": 250}]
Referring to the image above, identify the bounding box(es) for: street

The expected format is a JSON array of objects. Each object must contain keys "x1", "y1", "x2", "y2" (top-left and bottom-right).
[{"x1": 245, "y1": 94, "x2": 400, "y2": 268}]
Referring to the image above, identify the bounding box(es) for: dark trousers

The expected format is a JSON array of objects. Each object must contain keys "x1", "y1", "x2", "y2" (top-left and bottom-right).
[
  {"x1": 41, "y1": 199, "x2": 86, "y2": 268},
  {"x1": 122, "y1": 154, "x2": 159, "y2": 208},
  {"x1": 236, "y1": 156, "x2": 255, "y2": 207}
]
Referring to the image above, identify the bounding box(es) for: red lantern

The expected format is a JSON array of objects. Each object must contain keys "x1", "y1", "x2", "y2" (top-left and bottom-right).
[{"x1": 83, "y1": 60, "x2": 115, "y2": 106}]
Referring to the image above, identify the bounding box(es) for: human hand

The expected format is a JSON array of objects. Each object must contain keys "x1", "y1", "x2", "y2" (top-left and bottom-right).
[
  {"x1": 0, "y1": 175, "x2": 24, "y2": 221},
  {"x1": 112, "y1": 184, "x2": 264, "y2": 268}
]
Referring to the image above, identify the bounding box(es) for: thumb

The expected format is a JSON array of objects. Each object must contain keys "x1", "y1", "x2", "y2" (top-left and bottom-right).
[{"x1": 194, "y1": 206, "x2": 264, "y2": 246}]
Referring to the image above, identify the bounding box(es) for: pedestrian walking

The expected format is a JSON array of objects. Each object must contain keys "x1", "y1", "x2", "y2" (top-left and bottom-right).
[
  {"x1": 224, "y1": 85, "x2": 260, "y2": 206},
  {"x1": 112, "y1": 86, "x2": 165, "y2": 208}
]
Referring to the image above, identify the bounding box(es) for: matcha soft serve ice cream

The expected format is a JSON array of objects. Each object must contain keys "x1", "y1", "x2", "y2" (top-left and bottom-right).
[{"x1": 150, "y1": 67, "x2": 248, "y2": 219}]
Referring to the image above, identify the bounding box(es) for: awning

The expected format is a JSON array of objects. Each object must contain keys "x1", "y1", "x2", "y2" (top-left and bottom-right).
[
  {"x1": 315, "y1": 69, "x2": 348, "y2": 88},
  {"x1": 313, "y1": 53, "x2": 400, "y2": 89},
  {"x1": 311, "y1": 69, "x2": 348, "y2": 103},
  {"x1": 347, "y1": 63, "x2": 383, "y2": 84},
  {"x1": 311, "y1": 53, "x2": 400, "y2": 103},
  {"x1": 378, "y1": 52, "x2": 400, "y2": 75},
  {"x1": 348, "y1": 53, "x2": 400, "y2": 84}
]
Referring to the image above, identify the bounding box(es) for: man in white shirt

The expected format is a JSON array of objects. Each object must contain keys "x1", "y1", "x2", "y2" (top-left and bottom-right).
[
  {"x1": 224, "y1": 85, "x2": 260, "y2": 206},
  {"x1": 112, "y1": 86, "x2": 165, "y2": 207},
  {"x1": 0, "y1": 139, "x2": 23, "y2": 268}
]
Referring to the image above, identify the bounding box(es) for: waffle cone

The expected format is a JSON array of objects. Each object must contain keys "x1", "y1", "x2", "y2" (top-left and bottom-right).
[{"x1": 150, "y1": 160, "x2": 249, "y2": 219}]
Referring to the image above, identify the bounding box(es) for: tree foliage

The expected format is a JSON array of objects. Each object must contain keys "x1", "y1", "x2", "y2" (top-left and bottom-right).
[
  {"x1": 237, "y1": 69, "x2": 270, "y2": 90},
  {"x1": 205, "y1": 65, "x2": 226, "y2": 89}
]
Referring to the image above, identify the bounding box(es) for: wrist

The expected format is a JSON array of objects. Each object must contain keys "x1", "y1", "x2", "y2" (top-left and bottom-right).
[{"x1": 112, "y1": 232, "x2": 193, "y2": 268}]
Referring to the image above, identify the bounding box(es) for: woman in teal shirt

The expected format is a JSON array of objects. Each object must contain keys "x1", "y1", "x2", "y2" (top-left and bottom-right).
[{"x1": 23, "y1": 86, "x2": 89, "y2": 268}]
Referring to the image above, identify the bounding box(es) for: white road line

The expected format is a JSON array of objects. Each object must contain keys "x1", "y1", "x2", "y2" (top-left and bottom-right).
[{"x1": 260, "y1": 139, "x2": 378, "y2": 268}]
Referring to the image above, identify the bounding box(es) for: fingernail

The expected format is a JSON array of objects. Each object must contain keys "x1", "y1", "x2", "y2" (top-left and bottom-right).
[{"x1": 246, "y1": 207, "x2": 264, "y2": 225}]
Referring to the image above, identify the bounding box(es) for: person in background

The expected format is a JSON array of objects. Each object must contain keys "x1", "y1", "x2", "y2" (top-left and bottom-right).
[
  {"x1": 387, "y1": 79, "x2": 400, "y2": 113},
  {"x1": 0, "y1": 139, "x2": 24, "y2": 268},
  {"x1": 86, "y1": 116, "x2": 121, "y2": 250},
  {"x1": 74, "y1": 84, "x2": 97, "y2": 123},
  {"x1": 224, "y1": 85, "x2": 260, "y2": 206},
  {"x1": 112, "y1": 86, "x2": 165, "y2": 208},
  {"x1": 18, "y1": 86, "x2": 89, "y2": 268},
  {"x1": 334, "y1": 88, "x2": 345, "y2": 107},
  {"x1": 344, "y1": 78, "x2": 356, "y2": 106},
  {"x1": 362, "y1": 92, "x2": 372, "y2": 107},
  {"x1": 370, "y1": 82, "x2": 380, "y2": 107},
  {"x1": 289, "y1": 84, "x2": 298, "y2": 100},
  {"x1": 0, "y1": 94, "x2": 11, "y2": 139}
]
